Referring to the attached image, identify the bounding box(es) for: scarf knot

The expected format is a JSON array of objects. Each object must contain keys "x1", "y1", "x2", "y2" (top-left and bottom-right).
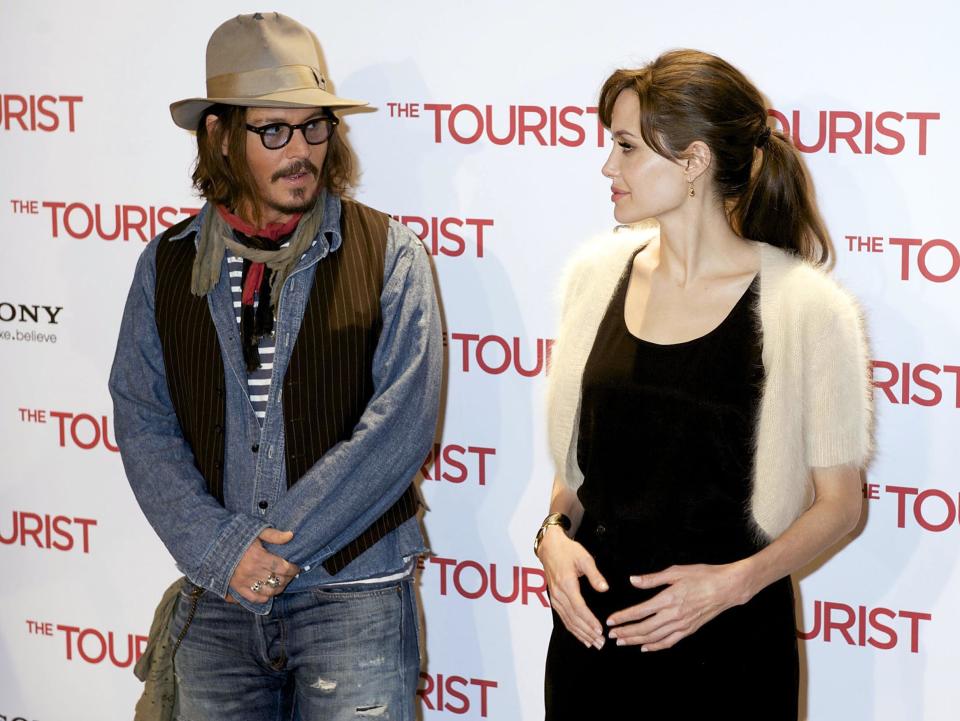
[{"x1": 190, "y1": 198, "x2": 325, "y2": 370}]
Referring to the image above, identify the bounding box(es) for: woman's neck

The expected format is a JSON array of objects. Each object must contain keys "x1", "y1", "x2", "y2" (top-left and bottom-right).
[{"x1": 654, "y1": 198, "x2": 755, "y2": 286}]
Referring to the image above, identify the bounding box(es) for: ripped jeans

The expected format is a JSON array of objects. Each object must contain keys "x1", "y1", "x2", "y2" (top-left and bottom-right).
[{"x1": 170, "y1": 577, "x2": 420, "y2": 721}]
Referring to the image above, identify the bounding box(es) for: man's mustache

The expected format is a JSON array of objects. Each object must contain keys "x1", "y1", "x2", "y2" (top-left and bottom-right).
[{"x1": 271, "y1": 160, "x2": 319, "y2": 182}]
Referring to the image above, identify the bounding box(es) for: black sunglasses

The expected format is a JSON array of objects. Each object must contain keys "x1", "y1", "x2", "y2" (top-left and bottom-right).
[{"x1": 245, "y1": 114, "x2": 339, "y2": 150}]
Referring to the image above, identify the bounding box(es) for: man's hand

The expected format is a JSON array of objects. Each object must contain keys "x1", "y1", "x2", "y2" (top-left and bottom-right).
[{"x1": 227, "y1": 528, "x2": 301, "y2": 604}]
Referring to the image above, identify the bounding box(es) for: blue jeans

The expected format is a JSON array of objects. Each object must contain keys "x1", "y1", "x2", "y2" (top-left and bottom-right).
[{"x1": 170, "y1": 578, "x2": 421, "y2": 721}]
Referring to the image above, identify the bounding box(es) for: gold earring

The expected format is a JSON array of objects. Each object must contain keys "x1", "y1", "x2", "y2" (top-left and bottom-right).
[{"x1": 688, "y1": 179, "x2": 695, "y2": 198}]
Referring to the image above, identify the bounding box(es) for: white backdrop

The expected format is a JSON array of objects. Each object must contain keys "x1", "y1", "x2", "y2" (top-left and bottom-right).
[{"x1": 1, "y1": 1, "x2": 958, "y2": 719}]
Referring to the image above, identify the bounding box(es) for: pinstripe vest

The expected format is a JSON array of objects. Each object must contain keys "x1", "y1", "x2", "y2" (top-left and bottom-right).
[{"x1": 154, "y1": 198, "x2": 419, "y2": 575}]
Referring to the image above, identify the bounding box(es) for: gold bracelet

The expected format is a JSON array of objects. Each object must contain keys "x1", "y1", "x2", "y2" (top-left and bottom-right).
[{"x1": 533, "y1": 512, "x2": 571, "y2": 555}]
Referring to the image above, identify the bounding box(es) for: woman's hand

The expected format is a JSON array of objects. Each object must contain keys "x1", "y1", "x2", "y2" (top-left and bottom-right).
[
  {"x1": 537, "y1": 525, "x2": 609, "y2": 649},
  {"x1": 606, "y1": 562, "x2": 754, "y2": 651}
]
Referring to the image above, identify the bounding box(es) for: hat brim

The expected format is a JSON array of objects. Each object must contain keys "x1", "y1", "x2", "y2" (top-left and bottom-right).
[{"x1": 170, "y1": 88, "x2": 368, "y2": 130}]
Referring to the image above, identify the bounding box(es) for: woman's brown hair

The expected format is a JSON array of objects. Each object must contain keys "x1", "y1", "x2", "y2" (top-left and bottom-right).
[
  {"x1": 598, "y1": 49, "x2": 833, "y2": 266},
  {"x1": 191, "y1": 104, "x2": 358, "y2": 226}
]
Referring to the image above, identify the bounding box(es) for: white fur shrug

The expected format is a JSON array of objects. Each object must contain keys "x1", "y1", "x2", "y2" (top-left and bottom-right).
[{"x1": 546, "y1": 222, "x2": 873, "y2": 541}]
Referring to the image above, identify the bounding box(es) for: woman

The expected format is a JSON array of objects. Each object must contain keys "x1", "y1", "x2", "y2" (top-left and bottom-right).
[{"x1": 536, "y1": 50, "x2": 871, "y2": 719}]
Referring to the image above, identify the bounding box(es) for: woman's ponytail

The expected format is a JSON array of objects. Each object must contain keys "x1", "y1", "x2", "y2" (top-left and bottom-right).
[{"x1": 733, "y1": 129, "x2": 833, "y2": 266}]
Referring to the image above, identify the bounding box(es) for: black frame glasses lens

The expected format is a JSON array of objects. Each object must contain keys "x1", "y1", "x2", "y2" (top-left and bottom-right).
[{"x1": 246, "y1": 116, "x2": 338, "y2": 150}]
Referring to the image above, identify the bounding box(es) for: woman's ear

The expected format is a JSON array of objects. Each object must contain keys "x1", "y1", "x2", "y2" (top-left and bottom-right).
[{"x1": 682, "y1": 140, "x2": 712, "y2": 183}]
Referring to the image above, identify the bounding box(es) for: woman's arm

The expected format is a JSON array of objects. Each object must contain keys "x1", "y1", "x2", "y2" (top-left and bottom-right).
[
  {"x1": 536, "y1": 475, "x2": 610, "y2": 650},
  {"x1": 606, "y1": 464, "x2": 862, "y2": 650},
  {"x1": 738, "y1": 464, "x2": 862, "y2": 602},
  {"x1": 546, "y1": 473, "x2": 587, "y2": 533}
]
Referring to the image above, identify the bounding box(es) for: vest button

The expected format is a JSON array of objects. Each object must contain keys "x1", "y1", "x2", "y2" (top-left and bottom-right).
[
  {"x1": 258, "y1": 500, "x2": 268, "y2": 510},
  {"x1": 595, "y1": 524, "x2": 606, "y2": 537},
  {"x1": 251, "y1": 444, "x2": 259, "y2": 453}
]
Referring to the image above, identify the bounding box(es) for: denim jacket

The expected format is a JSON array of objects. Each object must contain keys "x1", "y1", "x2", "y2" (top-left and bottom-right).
[{"x1": 109, "y1": 192, "x2": 441, "y2": 615}]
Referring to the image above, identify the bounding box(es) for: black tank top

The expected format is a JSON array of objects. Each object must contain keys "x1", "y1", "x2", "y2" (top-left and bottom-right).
[{"x1": 576, "y1": 253, "x2": 764, "y2": 570}]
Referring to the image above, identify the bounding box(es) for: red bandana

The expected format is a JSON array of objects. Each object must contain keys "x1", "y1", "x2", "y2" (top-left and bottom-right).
[{"x1": 216, "y1": 206, "x2": 303, "y2": 305}]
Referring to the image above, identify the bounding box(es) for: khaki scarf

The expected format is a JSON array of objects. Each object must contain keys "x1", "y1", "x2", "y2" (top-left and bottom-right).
[{"x1": 190, "y1": 197, "x2": 325, "y2": 313}]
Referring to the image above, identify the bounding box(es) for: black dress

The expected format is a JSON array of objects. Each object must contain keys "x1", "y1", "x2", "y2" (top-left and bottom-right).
[{"x1": 544, "y1": 255, "x2": 799, "y2": 720}]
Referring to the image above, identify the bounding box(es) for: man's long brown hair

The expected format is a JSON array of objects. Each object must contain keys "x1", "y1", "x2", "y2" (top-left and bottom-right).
[
  {"x1": 598, "y1": 49, "x2": 833, "y2": 267},
  {"x1": 191, "y1": 104, "x2": 357, "y2": 226}
]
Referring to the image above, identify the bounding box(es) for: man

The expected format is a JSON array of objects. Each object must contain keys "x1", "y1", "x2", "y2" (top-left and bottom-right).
[{"x1": 109, "y1": 12, "x2": 441, "y2": 720}]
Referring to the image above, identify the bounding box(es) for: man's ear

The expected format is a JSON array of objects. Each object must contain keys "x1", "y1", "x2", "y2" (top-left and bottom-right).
[
  {"x1": 205, "y1": 113, "x2": 230, "y2": 155},
  {"x1": 681, "y1": 140, "x2": 712, "y2": 183}
]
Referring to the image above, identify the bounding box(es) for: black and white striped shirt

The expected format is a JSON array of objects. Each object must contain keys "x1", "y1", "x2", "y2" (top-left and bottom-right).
[{"x1": 226, "y1": 255, "x2": 274, "y2": 422}]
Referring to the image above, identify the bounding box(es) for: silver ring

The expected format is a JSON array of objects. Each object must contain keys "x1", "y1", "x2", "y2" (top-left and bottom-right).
[
  {"x1": 250, "y1": 579, "x2": 264, "y2": 593},
  {"x1": 266, "y1": 573, "x2": 282, "y2": 589}
]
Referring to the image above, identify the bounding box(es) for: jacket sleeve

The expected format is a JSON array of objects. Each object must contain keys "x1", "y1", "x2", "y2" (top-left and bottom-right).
[
  {"x1": 802, "y1": 280, "x2": 873, "y2": 469},
  {"x1": 108, "y1": 240, "x2": 268, "y2": 599},
  {"x1": 263, "y1": 220, "x2": 442, "y2": 574}
]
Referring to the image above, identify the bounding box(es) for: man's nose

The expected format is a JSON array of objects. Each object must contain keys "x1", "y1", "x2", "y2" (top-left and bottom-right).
[{"x1": 284, "y1": 127, "x2": 312, "y2": 157}]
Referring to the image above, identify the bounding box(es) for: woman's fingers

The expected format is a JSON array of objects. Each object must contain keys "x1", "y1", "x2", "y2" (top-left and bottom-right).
[
  {"x1": 641, "y1": 629, "x2": 687, "y2": 652},
  {"x1": 606, "y1": 587, "x2": 674, "y2": 626},
  {"x1": 577, "y1": 553, "x2": 610, "y2": 593},
  {"x1": 551, "y1": 590, "x2": 591, "y2": 646},
  {"x1": 611, "y1": 615, "x2": 685, "y2": 645},
  {"x1": 552, "y1": 582, "x2": 605, "y2": 648}
]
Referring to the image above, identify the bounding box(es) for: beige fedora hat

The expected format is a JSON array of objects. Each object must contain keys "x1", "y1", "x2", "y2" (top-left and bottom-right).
[{"x1": 170, "y1": 12, "x2": 367, "y2": 130}]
